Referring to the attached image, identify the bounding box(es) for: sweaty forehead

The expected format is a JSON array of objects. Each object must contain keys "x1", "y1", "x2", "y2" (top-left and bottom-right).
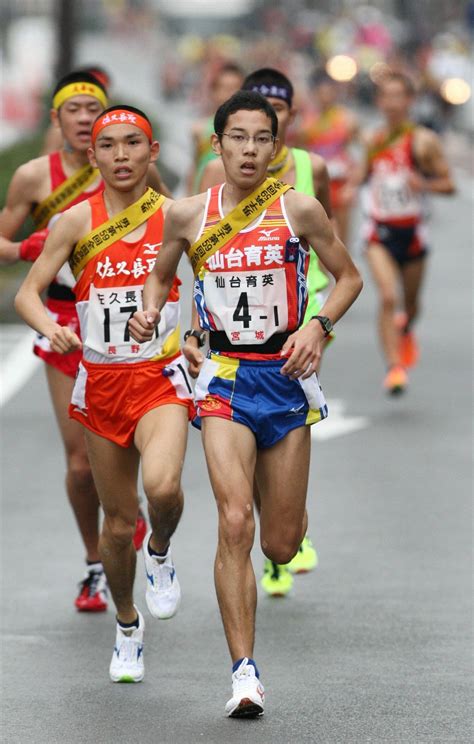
[{"x1": 227, "y1": 109, "x2": 272, "y2": 131}]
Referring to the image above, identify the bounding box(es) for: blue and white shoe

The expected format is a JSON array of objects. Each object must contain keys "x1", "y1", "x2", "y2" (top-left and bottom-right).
[
  {"x1": 225, "y1": 658, "x2": 265, "y2": 717},
  {"x1": 109, "y1": 607, "x2": 144, "y2": 683},
  {"x1": 143, "y1": 531, "x2": 181, "y2": 619}
]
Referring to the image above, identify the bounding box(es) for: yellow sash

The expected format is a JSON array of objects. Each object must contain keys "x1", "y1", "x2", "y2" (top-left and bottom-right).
[
  {"x1": 69, "y1": 188, "x2": 165, "y2": 279},
  {"x1": 33, "y1": 163, "x2": 100, "y2": 229},
  {"x1": 189, "y1": 177, "x2": 291, "y2": 276}
]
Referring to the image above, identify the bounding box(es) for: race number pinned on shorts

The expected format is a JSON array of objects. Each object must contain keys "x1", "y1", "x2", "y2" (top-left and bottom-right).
[{"x1": 203, "y1": 269, "x2": 288, "y2": 345}]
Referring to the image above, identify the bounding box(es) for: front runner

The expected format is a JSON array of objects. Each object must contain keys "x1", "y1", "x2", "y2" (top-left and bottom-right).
[
  {"x1": 130, "y1": 91, "x2": 362, "y2": 716},
  {"x1": 197, "y1": 67, "x2": 334, "y2": 596},
  {"x1": 362, "y1": 72, "x2": 455, "y2": 394},
  {"x1": 15, "y1": 106, "x2": 194, "y2": 682}
]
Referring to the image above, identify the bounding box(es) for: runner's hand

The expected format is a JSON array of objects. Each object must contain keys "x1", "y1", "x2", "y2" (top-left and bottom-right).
[
  {"x1": 129, "y1": 308, "x2": 160, "y2": 343},
  {"x1": 280, "y1": 321, "x2": 324, "y2": 379},
  {"x1": 182, "y1": 340, "x2": 204, "y2": 378},
  {"x1": 49, "y1": 325, "x2": 82, "y2": 354}
]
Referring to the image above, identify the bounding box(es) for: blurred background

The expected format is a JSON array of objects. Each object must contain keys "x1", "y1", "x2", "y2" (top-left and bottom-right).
[
  {"x1": 1, "y1": 0, "x2": 472, "y2": 314},
  {"x1": 1, "y1": 0, "x2": 472, "y2": 177}
]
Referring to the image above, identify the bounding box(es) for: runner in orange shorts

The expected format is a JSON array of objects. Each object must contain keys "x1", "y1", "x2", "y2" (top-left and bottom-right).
[{"x1": 15, "y1": 105, "x2": 193, "y2": 683}]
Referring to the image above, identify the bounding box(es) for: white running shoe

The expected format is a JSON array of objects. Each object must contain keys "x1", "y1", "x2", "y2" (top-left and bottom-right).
[
  {"x1": 143, "y1": 531, "x2": 181, "y2": 619},
  {"x1": 225, "y1": 658, "x2": 265, "y2": 718},
  {"x1": 109, "y1": 607, "x2": 145, "y2": 683}
]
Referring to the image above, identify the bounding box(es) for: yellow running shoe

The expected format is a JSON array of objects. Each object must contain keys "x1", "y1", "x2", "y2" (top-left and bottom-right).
[
  {"x1": 260, "y1": 560, "x2": 293, "y2": 597},
  {"x1": 287, "y1": 536, "x2": 319, "y2": 574}
]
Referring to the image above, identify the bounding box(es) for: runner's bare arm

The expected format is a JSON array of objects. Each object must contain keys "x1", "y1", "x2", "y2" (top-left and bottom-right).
[
  {"x1": 280, "y1": 191, "x2": 362, "y2": 377},
  {"x1": 181, "y1": 287, "x2": 205, "y2": 378},
  {"x1": 311, "y1": 154, "x2": 332, "y2": 218},
  {"x1": 412, "y1": 128, "x2": 456, "y2": 194},
  {"x1": 130, "y1": 199, "x2": 198, "y2": 342},
  {"x1": 14, "y1": 204, "x2": 88, "y2": 352},
  {"x1": 0, "y1": 163, "x2": 39, "y2": 263}
]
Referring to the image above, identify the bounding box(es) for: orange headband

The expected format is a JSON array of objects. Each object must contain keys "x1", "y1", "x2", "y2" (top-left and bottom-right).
[{"x1": 91, "y1": 109, "x2": 153, "y2": 145}]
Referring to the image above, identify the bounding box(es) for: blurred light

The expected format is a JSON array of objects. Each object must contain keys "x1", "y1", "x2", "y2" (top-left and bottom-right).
[
  {"x1": 440, "y1": 78, "x2": 471, "y2": 105},
  {"x1": 326, "y1": 55, "x2": 357, "y2": 82},
  {"x1": 369, "y1": 61, "x2": 391, "y2": 84}
]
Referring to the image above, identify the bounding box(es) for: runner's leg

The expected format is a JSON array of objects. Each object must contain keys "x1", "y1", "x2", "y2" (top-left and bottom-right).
[
  {"x1": 45, "y1": 364, "x2": 100, "y2": 562},
  {"x1": 256, "y1": 426, "x2": 310, "y2": 563},
  {"x1": 366, "y1": 243, "x2": 401, "y2": 368},
  {"x1": 84, "y1": 430, "x2": 140, "y2": 624},
  {"x1": 202, "y1": 417, "x2": 257, "y2": 662},
  {"x1": 134, "y1": 404, "x2": 188, "y2": 551},
  {"x1": 401, "y1": 257, "x2": 426, "y2": 328}
]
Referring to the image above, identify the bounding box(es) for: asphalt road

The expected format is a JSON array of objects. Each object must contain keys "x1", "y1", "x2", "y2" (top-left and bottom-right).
[{"x1": 0, "y1": 185, "x2": 472, "y2": 743}]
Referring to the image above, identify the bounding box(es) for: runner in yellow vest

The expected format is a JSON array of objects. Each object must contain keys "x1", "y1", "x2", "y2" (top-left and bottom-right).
[{"x1": 197, "y1": 68, "x2": 334, "y2": 594}]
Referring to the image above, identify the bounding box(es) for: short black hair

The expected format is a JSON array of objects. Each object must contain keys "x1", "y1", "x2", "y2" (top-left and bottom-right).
[
  {"x1": 214, "y1": 91, "x2": 278, "y2": 138},
  {"x1": 53, "y1": 71, "x2": 107, "y2": 99},
  {"x1": 94, "y1": 104, "x2": 151, "y2": 125},
  {"x1": 242, "y1": 68, "x2": 294, "y2": 107},
  {"x1": 75, "y1": 65, "x2": 111, "y2": 90}
]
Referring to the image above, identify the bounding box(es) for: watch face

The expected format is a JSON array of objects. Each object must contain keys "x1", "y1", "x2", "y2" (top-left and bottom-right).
[{"x1": 322, "y1": 317, "x2": 332, "y2": 332}]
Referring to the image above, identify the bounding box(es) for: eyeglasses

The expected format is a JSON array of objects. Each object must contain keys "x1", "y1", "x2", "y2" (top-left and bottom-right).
[{"x1": 219, "y1": 132, "x2": 276, "y2": 147}]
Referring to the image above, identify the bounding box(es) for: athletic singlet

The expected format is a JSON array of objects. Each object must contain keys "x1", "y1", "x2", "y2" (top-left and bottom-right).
[
  {"x1": 367, "y1": 126, "x2": 422, "y2": 224},
  {"x1": 74, "y1": 192, "x2": 181, "y2": 364},
  {"x1": 194, "y1": 184, "x2": 309, "y2": 359},
  {"x1": 291, "y1": 148, "x2": 329, "y2": 305},
  {"x1": 45, "y1": 152, "x2": 104, "y2": 300},
  {"x1": 302, "y1": 106, "x2": 353, "y2": 181}
]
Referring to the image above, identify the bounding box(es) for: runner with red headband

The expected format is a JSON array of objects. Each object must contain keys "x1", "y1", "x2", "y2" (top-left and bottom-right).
[
  {"x1": 0, "y1": 73, "x2": 147, "y2": 613},
  {"x1": 15, "y1": 104, "x2": 193, "y2": 683}
]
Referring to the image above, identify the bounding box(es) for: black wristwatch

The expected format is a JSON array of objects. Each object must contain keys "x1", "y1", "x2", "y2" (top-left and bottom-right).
[
  {"x1": 183, "y1": 329, "x2": 207, "y2": 347},
  {"x1": 311, "y1": 315, "x2": 333, "y2": 337}
]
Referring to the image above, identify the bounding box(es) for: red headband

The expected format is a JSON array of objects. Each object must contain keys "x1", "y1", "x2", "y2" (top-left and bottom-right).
[{"x1": 91, "y1": 109, "x2": 153, "y2": 145}]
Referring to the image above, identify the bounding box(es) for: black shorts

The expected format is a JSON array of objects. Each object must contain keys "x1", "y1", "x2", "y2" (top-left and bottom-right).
[{"x1": 367, "y1": 220, "x2": 429, "y2": 266}]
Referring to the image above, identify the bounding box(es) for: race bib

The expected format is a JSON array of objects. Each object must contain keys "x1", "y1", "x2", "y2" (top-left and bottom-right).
[
  {"x1": 203, "y1": 269, "x2": 288, "y2": 345},
  {"x1": 372, "y1": 169, "x2": 420, "y2": 219},
  {"x1": 85, "y1": 284, "x2": 177, "y2": 360}
]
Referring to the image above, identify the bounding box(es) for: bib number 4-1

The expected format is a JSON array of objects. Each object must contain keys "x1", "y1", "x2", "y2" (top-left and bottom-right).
[{"x1": 204, "y1": 269, "x2": 288, "y2": 344}]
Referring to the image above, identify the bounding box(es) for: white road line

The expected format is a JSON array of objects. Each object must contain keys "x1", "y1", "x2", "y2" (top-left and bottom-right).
[
  {"x1": 0, "y1": 326, "x2": 40, "y2": 408},
  {"x1": 312, "y1": 398, "x2": 369, "y2": 441}
]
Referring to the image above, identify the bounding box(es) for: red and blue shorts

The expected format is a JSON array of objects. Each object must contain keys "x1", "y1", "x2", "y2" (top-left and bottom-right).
[{"x1": 193, "y1": 353, "x2": 328, "y2": 449}]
